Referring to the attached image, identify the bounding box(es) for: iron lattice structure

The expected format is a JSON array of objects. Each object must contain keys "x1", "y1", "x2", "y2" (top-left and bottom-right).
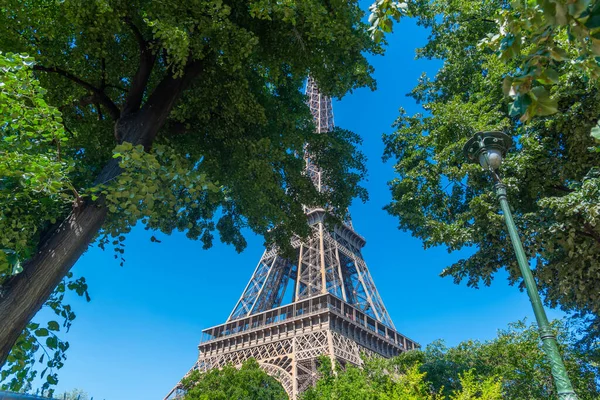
[{"x1": 165, "y1": 78, "x2": 418, "y2": 400}]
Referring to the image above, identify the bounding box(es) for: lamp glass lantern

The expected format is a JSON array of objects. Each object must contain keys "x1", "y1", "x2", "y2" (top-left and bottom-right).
[{"x1": 462, "y1": 131, "x2": 511, "y2": 171}]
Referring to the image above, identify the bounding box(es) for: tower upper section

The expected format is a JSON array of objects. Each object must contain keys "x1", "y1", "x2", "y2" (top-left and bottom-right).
[{"x1": 306, "y1": 76, "x2": 334, "y2": 133}]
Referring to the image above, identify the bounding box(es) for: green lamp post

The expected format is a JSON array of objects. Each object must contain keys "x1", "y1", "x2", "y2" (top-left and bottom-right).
[{"x1": 463, "y1": 131, "x2": 578, "y2": 400}]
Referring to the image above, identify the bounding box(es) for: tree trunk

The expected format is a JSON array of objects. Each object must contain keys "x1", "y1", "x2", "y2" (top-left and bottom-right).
[
  {"x1": 0, "y1": 202, "x2": 109, "y2": 365},
  {"x1": 0, "y1": 126, "x2": 132, "y2": 364}
]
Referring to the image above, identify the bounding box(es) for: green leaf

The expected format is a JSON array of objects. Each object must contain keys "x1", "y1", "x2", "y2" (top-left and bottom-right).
[
  {"x1": 47, "y1": 321, "x2": 60, "y2": 331},
  {"x1": 46, "y1": 336, "x2": 58, "y2": 350},
  {"x1": 530, "y1": 86, "x2": 558, "y2": 116},
  {"x1": 568, "y1": 0, "x2": 591, "y2": 17},
  {"x1": 502, "y1": 76, "x2": 514, "y2": 96},
  {"x1": 34, "y1": 328, "x2": 49, "y2": 337},
  {"x1": 508, "y1": 94, "x2": 532, "y2": 117},
  {"x1": 585, "y1": 5, "x2": 600, "y2": 28},
  {"x1": 550, "y1": 47, "x2": 569, "y2": 61},
  {"x1": 537, "y1": 68, "x2": 560, "y2": 84},
  {"x1": 591, "y1": 120, "x2": 600, "y2": 141}
]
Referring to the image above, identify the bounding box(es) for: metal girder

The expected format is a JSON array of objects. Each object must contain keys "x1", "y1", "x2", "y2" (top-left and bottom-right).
[
  {"x1": 228, "y1": 251, "x2": 295, "y2": 321},
  {"x1": 306, "y1": 76, "x2": 334, "y2": 134}
]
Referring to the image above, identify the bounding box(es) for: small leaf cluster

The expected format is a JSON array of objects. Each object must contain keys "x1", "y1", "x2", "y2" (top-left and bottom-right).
[
  {"x1": 1, "y1": 272, "x2": 90, "y2": 394},
  {"x1": 94, "y1": 141, "x2": 228, "y2": 261},
  {"x1": 368, "y1": 1, "x2": 409, "y2": 42}
]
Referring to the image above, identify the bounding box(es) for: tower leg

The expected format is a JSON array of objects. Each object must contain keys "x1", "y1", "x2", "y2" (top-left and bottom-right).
[
  {"x1": 292, "y1": 337, "x2": 298, "y2": 400},
  {"x1": 326, "y1": 330, "x2": 336, "y2": 373}
]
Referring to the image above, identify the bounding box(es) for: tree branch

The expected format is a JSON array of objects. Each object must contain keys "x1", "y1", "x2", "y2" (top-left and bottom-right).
[
  {"x1": 94, "y1": 102, "x2": 104, "y2": 121},
  {"x1": 551, "y1": 184, "x2": 574, "y2": 193},
  {"x1": 123, "y1": 16, "x2": 146, "y2": 50},
  {"x1": 100, "y1": 58, "x2": 107, "y2": 89},
  {"x1": 116, "y1": 59, "x2": 205, "y2": 148},
  {"x1": 581, "y1": 223, "x2": 600, "y2": 244},
  {"x1": 122, "y1": 16, "x2": 157, "y2": 116},
  {"x1": 33, "y1": 65, "x2": 120, "y2": 120},
  {"x1": 105, "y1": 84, "x2": 127, "y2": 92}
]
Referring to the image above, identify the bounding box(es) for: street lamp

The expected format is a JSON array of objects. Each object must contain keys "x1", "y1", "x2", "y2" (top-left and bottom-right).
[{"x1": 463, "y1": 131, "x2": 578, "y2": 400}]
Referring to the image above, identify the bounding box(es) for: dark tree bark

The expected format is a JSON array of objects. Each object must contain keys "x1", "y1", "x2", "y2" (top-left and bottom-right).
[{"x1": 0, "y1": 60, "x2": 204, "y2": 367}]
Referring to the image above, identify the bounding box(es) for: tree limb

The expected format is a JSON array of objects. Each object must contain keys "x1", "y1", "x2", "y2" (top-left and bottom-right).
[
  {"x1": 551, "y1": 184, "x2": 574, "y2": 193},
  {"x1": 95, "y1": 102, "x2": 104, "y2": 121},
  {"x1": 105, "y1": 84, "x2": 127, "y2": 92},
  {"x1": 100, "y1": 58, "x2": 107, "y2": 89},
  {"x1": 122, "y1": 17, "x2": 157, "y2": 116},
  {"x1": 123, "y1": 16, "x2": 147, "y2": 50},
  {"x1": 579, "y1": 223, "x2": 600, "y2": 245},
  {"x1": 33, "y1": 65, "x2": 120, "y2": 120},
  {"x1": 135, "y1": 59, "x2": 204, "y2": 148}
]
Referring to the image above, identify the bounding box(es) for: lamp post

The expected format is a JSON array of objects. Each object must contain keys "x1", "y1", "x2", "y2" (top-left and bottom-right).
[{"x1": 463, "y1": 131, "x2": 578, "y2": 400}]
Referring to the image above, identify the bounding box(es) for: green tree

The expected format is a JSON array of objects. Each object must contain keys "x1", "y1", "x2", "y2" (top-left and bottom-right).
[
  {"x1": 381, "y1": 0, "x2": 600, "y2": 346},
  {"x1": 55, "y1": 388, "x2": 90, "y2": 400},
  {"x1": 181, "y1": 359, "x2": 287, "y2": 400},
  {"x1": 301, "y1": 356, "x2": 501, "y2": 400},
  {"x1": 0, "y1": 0, "x2": 379, "y2": 389},
  {"x1": 393, "y1": 321, "x2": 600, "y2": 399}
]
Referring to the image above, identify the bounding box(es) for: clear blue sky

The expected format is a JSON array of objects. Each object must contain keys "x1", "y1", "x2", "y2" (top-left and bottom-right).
[{"x1": 41, "y1": 13, "x2": 564, "y2": 400}]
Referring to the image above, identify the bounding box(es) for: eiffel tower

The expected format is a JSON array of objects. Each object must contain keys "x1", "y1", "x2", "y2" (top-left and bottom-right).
[{"x1": 165, "y1": 77, "x2": 418, "y2": 400}]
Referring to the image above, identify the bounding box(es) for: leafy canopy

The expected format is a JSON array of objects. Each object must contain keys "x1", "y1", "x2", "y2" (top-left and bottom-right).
[
  {"x1": 0, "y1": 53, "x2": 73, "y2": 281},
  {"x1": 382, "y1": 0, "x2": 600, "y2": 346},
  {"x1": 0, "y1": 0, "x2": 378, "y2": 271},
  {"x1": 0, "y1": 0, "x2": 380, "y2": 391}
]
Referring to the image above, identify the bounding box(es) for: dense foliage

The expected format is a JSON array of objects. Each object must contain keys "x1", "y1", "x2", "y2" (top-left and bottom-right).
[
  {"x1": 303, "y1": 321, "x2": 599, "y2": 399},
  {"x1": 182, "y1": 359, "x2": 287, "y2": 400},
  {"x1": 0, "y1": 53, "x2": 72, "y2": 275},
  {"x1": 381, "y1": 0, "x2": 600, "y2": 347},
  {"x1": 0, "y1": 0, "x2": 380, "y2": 391},
  {"x1": 302, "y1": 357, "x2": 501, "y2": 399}
]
